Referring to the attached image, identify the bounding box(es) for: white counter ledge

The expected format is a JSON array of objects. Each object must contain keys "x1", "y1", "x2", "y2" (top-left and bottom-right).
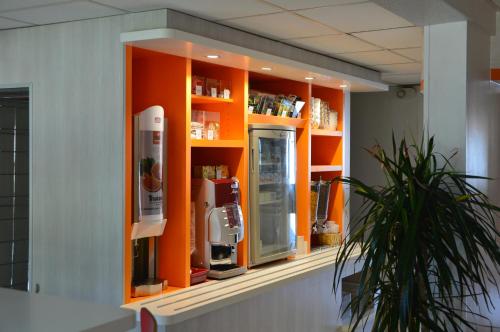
[
  {"x1": 0, "y1": 288, "x2": 135, "y2": 332},
  {"x1": 123, "y1": 246, "x2": 362, "y2": 327}
]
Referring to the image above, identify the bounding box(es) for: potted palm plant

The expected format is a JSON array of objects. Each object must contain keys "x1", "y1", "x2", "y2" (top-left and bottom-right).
[{"x1": 334, "y1": 135, "x2": 500, "y2": 332}]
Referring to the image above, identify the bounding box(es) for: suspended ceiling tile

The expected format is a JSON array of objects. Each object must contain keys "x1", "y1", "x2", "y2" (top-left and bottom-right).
[
  {"x1": 297, "y1": 2, "x2": 413, "y2": 33},
  {"x1": 94, "y1": 0, "x2": 280, "y2": 20},
  {"x1": 2, "y1": 1, "x2": 125, "y2": 25},
  {"x1": 0, "y1": 0, "x2": 67, "y2": 13},
  {"x1": 392, "y1": 47, "x2": 423, "y2": 62},
  {"x1": 353, "y1": 27, "x2": 423, "y2": 49},
  {"x1": 0, "y1": 17, "x2": 32, "y2": 29},
  {"x1": 289, "y1": 34, "x2": 381, "y2": 55},
  {"x1": 374, "y1": 62, "x2": 422, "y2": 74},
  {"x1": 223, "y1": 12, "x2": 339, "y2": 40},
  {"x1": 381, "y1": 73, "x2": 421, "y2": 85},
  {"x1": 335, "y1": 50, "x2": 413, "y2": 66},
  {"x1": 264, "y1": 0, "x2": 365, "y2": 10}
]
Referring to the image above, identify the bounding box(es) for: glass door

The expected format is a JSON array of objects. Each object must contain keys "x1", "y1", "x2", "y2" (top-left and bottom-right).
[
  {"x1": 249, "y1": 126, "x2": 296, "y2": 265},
  {"x1": 0, "y1": 87, "x2": 30, "y2": 291}
]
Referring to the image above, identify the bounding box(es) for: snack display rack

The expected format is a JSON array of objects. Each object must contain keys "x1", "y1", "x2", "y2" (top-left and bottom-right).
[{"x1": 124, "y1": 46, "x2": 346, "y2": 303}]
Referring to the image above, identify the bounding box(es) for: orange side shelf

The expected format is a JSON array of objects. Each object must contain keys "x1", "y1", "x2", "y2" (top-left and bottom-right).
[
  {"x1": 190, "y1": 60, "x2": 249, "y2": 267},
  {"x1": 310, "y1": 85, "x2": 345, "y2": 243},
  {"x1": 191, "y1": 95, "x2": 234, "y2": 104},
  {"x1": 126, "y1": 47, "x2": 191, "y2": 301},
  {"x1": 248, "y1": 113, "x2": 307, "y2": 128}
]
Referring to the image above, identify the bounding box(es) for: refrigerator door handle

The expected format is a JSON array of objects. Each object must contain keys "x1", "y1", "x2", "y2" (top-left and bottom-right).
[{"x1": 251, "y1": 148, "x2": 255, "y2": 173}]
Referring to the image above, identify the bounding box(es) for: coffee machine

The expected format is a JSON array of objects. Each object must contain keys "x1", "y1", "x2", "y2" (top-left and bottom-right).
[{"x1": 192, "y1": 177, "x2": 247, "y2": 279}]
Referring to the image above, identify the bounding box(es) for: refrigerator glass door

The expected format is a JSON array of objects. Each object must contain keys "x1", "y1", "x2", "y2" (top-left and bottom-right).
[{"x1": 250, "y1": 128, "x2": 296, "y2": 265}]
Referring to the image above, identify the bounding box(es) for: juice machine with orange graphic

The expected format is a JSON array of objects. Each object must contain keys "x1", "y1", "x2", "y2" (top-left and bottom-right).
[{"x1": 132, "y1": 105, "x2": 168, "y2": 297}]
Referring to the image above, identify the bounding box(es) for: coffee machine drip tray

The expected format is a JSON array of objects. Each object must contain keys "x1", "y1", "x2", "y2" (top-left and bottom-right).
[{"x1": 208, "y1": 264, "x2": 247, "y2": 280}]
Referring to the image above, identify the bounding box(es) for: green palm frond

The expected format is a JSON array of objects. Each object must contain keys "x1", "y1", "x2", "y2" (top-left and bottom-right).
[{"x1": 334, "y1": 135, "x2": 500, "y2": 332}]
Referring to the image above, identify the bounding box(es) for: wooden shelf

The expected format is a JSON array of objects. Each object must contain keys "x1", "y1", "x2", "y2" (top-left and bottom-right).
[
  {"x1": 311, "y1": 129, "x2": 342, "y2": 137},
  {"x1": 248, "y1": 113, "x2": 306, "y2": 128},
  {"x1": 311, "y1": 165, "x2": 342, "y2": 173},
  {"x1": 191, "y1": 139, "x2": 244, "y2": 148},
  {"x1": 191, "y1": 95, "x2": 233, "y2": 104}
]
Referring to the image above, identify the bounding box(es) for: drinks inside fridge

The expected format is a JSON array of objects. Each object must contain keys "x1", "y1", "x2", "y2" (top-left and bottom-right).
[{"x1": 249, "y1": 124, "x2": 297, "y2": 266}]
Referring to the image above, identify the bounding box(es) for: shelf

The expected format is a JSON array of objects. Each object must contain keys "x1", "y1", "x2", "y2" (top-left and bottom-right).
[
  {"x1": 128, "y1": 286, "x2": 182, "y2": 303},
  {"x1": 248, "y1": 113, "x2": 306, "y2": 128},
  {"x1": 311, "y1": 165, "x2": 342, "y2": 173},
  {"x1": 191, "y1": 139, "x2": 244, "y2": 148},
  {"x1": 311, "y1": 129, "x2": 342, "y2": 137},
  {"x1": 191, "y1": 95, "x2": 233, "y2": 104}
]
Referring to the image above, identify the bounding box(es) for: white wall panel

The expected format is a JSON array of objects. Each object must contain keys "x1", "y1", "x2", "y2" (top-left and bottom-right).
[{"x1": 0, "y1": 9, "x2": 167, "y2": 306}]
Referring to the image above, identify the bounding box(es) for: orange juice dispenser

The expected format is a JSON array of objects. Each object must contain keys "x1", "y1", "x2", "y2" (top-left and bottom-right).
[{"x1": 132, "y1": 105, "x2": 168, "y2": 297}]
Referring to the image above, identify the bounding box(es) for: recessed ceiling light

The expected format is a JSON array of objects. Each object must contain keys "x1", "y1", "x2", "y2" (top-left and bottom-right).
[
  {"x1": 340, "y1": 84, "x2": 348, "y2": 88},
  {"x1": 305, "y1": 77, "x2": 314, "y2": 80},
  {"x1": 206, "y1": 55, "x2": 220, "y2": 59},
  {"x1": 261, "y1": 67, "x2": 272, "y2": 71}
]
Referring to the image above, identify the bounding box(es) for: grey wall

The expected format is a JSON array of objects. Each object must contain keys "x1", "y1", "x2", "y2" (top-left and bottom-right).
[
  {"x1": 0, "y1": 10, "x2": 168, "y2": 306},
  {"x1": 349, "y1": 86, "x2": 423, "y2": 232}
]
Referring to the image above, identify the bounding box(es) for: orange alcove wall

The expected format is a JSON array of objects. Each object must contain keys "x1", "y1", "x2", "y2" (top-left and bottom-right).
[
  {"x1": 125, "y1": 47, "x2": 191, "y2": 304},
  {"x1": 311, "y1": 86, "x2": 344, "y2": 235}
]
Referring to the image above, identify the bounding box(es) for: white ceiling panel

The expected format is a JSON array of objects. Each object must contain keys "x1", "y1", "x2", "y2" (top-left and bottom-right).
[
  {"x1": 223, "y1": 12, "x2": 339, "y2": 40},
  {"x1": 297, "y1": 2, "x2": 413, "y2": 33},
  {"x1": 335, "y1": 50, "x2": 413, "y2": 66},
  {"x1": 264, "y1": 0, "x2": 365, "y2": 10},
  {"x1": 382, "y1": 73, "x2": 421, "y2": 85},
  {"x1": 0, "y1": 16, "x2": 32, "y2": 29},
  {"x1": 353, "y1": 27, "x2": 423, "y2": 49},
  {"x1": 289, "y1": 34, "x2": 381, "y2": 55},
  {"x1": 392, "y1": 47, "x2": 423, "y2": 62},
  {"x1": 94, "y1": 0, "x2": 280, "y2": 20},
  {"x1": 374, "y1": 62, "x2": 422, "y2": 74},
  {"x1": 2, "y1": 1, "x2": 125, "y2": 25},
  {"x1": 0, "y1": 0, "x2": 67, "y2": 13}
]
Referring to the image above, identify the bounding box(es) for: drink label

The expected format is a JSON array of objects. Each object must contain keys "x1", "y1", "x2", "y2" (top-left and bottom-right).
[
  {"x1": 266, "y1": 108, "x2": 272, "y2": 116},
  {"x1": 211, "y1": 87, "x2": 217, "y2": 97},
  {"x1": 207, "y1": 130, "x2": 214, "y2": 140},
  {"x1": 223, "y1": 89, "x2": 230, "y2": 99},
  {"x1": 248, "y1": 106, "x2": 254, "y2": 114},
  {"x1": 138, "y1": 130, "x2": 163, "y2": 218},
  {"x1": 195, "y1": 85, "x2": 203, "y2": 95}
]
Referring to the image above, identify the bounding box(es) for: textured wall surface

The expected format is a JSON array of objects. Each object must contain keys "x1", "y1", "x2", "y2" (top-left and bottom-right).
[
  {"x1": 349, "y1": 86, "x2": 423, "y2": 232},
  {"x1": 0, "y1": 10, "x2": 167, "y2": 305}
]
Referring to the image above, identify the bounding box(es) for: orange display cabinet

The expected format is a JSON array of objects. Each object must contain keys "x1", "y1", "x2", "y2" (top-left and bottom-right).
[
  {"x1": 310, "y1": 85, "x2": 345, "y2": 250},
  {"x1": 124, "y1": 46, "x2": 346, "y2": 303}
]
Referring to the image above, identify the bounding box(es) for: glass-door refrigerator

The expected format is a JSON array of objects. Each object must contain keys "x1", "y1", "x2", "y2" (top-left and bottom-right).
[{"x1": 249, "y1": 124, "x2": 297, "y2": 266}]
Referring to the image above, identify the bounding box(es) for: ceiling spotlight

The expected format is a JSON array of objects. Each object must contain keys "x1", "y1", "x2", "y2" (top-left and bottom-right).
[
  {"x1": 261, "y1": 67, "x2": 272, "y2": 71},
  {"x1": 206, "y1": 54, "x2": 220, "y2": 59},
  {"x1": 340, "y1": 84, "x2": 348, "y2": 88},
  {"x1": 304, "y1": 77, "x2": 314, "y2": 80}
]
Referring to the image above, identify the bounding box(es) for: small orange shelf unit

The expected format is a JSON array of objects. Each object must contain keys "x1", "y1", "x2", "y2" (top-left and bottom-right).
[
  {"x1": 191, "y1": 139, "x2": 244, "y2": 148},
  {"x1": 311, "y1": 129, "x2": 342, "y2": 137},
  {"x1": 311, "y1": 165, "x2": 342, "y2": 172},
  {"x1": 191, "y1": 95, "x2": 234, "y2": 104},
  {"x1": 248, "y1": 113, "x2": 307, "y2": 128},
  {"x1": 124, "y1": 47, "x2": 346, "y2": 304}
]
